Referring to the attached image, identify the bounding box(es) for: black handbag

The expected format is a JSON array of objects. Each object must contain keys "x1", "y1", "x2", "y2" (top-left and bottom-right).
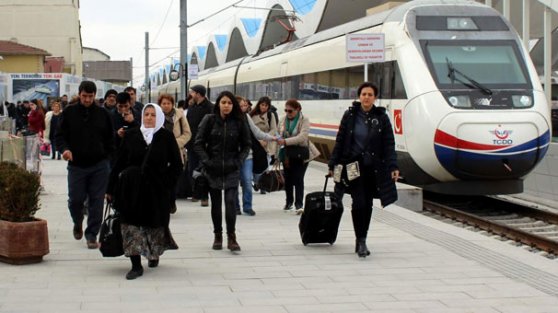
[
  {"x1": 257, "y1": 164, "x2": 285, "y2": 192},
  {"x1": 99, "y1": 202, "x2": 124, "y2": 257},
  {"x1": 285, "y1": 145, "x2": 309, "y2": 160}
]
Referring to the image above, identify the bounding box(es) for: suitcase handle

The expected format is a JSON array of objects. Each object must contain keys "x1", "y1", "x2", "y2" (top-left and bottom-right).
[{"x1": 323, "y1": 174, "x2": 330, "y2": 193}]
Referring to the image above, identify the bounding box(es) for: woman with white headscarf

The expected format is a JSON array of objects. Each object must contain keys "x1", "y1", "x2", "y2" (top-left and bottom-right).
[{"x1": 107, "y1": 103, "x2": 182, "y2": 280}]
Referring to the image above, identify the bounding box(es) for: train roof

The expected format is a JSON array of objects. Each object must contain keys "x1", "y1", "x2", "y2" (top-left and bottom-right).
[{"x1": 199, "y1": 0, "x2": 493, "y2": 74}]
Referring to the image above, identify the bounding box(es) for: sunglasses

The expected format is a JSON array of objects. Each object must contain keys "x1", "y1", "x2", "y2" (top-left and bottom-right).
[{"x1": 284, "y1": 109, "x2": 294, "y2": 113}]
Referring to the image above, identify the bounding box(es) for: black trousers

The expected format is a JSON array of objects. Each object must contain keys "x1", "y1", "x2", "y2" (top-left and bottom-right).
[
  {"x1": 283, "y1": 158, "x2": 308, "y2": 208},
  {"x1": 209, "y1": 187, "x2": 237, "y2": 234},
  {"x1": 349, "y1": 167, "x2": 376, "y2": 239}
]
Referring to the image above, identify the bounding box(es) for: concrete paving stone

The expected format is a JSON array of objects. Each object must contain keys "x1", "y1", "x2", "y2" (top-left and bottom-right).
[
  {"x1": 363, "y1": 300, "x2": 447, "y2": 310},
  {"x1": 417, "y1": 284, "x2": 495, "y2": 293},
  {"x1": 393, "y1": 291, "x2": 472, "y2": 301},
  {"x1": 0, "y1": 302, "x2": 82, "y2": 312},
  {"x1": 440, "y1": 298, "x2": 529, "y2": 308},
  {"x1": 315, "y1": 293, "x2": 396, "y2": 304},
  {"x1": 203, "y1": 306, "x2": 288, "y2": 313},
  {"x1": 239, "y1": 296, "x2": 320, "y2": 306},
  {"x1": 495, "y1": 305, "x2": 558, "y2": 313},
  {"x1": 2, "y1": 160, "x2": 558, "y2": 312},
  {"x1": 415, "y1": 308, "x2": 501, "y2": 313},
  {"x1": 518, "y1": 296, "x2": 558, "y2": 305},
  {"x1": 346, "y1": 285, "x2": 421, "y2": 295},
  {"x1": 283, "y1": 302, "x2": 368, "y2": 313}
]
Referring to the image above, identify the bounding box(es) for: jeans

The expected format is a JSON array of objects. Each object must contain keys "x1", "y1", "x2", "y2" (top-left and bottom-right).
[
  {"x1": 236, "y1": 158, "x2": 253, "y2": 212},
  {"x1": 67, "y1": 159, "x2": 110, "y2": 241},
  {"x1": 283, "y1": 159, "x2": 308, "y2": 208},
  {"x1": 210, "y1": 187, "x2": 237, "y2": 234}
]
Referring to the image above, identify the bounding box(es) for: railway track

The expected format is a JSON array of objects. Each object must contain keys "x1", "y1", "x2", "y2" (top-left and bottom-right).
[{"x1": 423, "y1": 193, "x2": 558, "y2": 256}]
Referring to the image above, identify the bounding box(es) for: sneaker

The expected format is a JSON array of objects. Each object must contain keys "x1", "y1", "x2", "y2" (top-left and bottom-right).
[
  {"x1": 86, "y1": 240, "x2": 99, "y2": 249},
  {"x1": 295, "y1": 207, "x2": 304, "y2": 215},
  {"x1": 260, "y1": 190, "x2": 266, "y2": 194},
  {"x1": 191, "y1": 198, "x2": 199, "y2": 202},
  {"x1": 73, "y1": 224, "x2": 83, "y2": 240},
  {"x1": 252, "y1": 183, "x2": 260, "y2": 192},
  {"x1": 243, "y1": 210, "x2": 256, "y2": 216},
  {"x1": 283, "y1": 204, "x2": 293, "y2": 211},
  {"x1": 126, "y1": 267, "x2": 144, "y2": 280},
  {"x1": 201, "y1": 199, "x2": 209, "y2": 207}
]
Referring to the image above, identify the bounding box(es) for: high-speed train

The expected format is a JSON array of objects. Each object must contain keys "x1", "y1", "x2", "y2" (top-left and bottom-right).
[{"x1": 154, "y1": 0, "x2": 551, "y2": 195}]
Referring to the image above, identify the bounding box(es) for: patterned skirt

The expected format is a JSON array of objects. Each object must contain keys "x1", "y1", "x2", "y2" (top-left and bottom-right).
[{"x1": 121, "y1": 223, "x2": 178, "y2": 260}]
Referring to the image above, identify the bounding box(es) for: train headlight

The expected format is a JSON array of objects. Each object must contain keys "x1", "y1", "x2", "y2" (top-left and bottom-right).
[
  {"x1": 448, "y1": 95, "x2": 471, "y2": 108},
  {"x1": 512, "y1": 95, "x2": 532, "y2": 107},
  {"x1": 447, "y1": 18, "x2": 478, "y2": 30}
]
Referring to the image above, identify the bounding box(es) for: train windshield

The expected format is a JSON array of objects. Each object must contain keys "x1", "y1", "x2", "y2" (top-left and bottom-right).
[{"x1": 422, "y1": 40, "x2": 531, "y2": 89}]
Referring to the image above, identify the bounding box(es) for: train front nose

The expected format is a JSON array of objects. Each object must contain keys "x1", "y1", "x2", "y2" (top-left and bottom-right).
[{"x1": 434, "y1": 113, "x2": 550, "y2": 180}]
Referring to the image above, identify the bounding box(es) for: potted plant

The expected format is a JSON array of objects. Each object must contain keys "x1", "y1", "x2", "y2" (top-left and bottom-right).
[{"x1": 0, "y1": 161, "x2": 49, "y2": 264}]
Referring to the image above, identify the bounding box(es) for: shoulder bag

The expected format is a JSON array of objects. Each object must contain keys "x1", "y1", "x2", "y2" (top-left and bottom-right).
[{"x1": 99, "y1": 202, "x2": 124, "y2": 257}]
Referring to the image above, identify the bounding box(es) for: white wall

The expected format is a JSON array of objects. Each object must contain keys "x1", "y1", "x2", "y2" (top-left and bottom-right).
[{"x1": 0, "y1": 0, "x2": 82, "y2": 75}]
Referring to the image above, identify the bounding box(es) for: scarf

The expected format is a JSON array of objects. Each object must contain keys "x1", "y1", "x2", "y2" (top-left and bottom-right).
[
  {"x1": 163, "y1": 108, "x2": 175, "y2": 132},
  {"x1": 279, "y1": 112, "x2": 301, "y2": 162},
  {"x1": 140, "y1": 103, "x2": 164, "y2": 145},
  {"x1": 283, "y1": 112, "x2": 300, "y2": 138}
]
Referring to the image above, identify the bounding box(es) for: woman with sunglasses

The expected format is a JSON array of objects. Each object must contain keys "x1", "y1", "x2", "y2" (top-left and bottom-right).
[
  {"x1": 276, "y1": 99, "x2": 319, "y2": 214},
  {"x1": 328, "y1": 82, "x2": 399, "y2": 258}
]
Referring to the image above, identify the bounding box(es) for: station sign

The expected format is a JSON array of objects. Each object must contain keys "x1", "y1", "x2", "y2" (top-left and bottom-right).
[
  {"x1": 188, "y1": 64, "x2": 199, "y2": 80},
  {"x1": 346, "y1": 33, "x2": 385, "y2": 63}
]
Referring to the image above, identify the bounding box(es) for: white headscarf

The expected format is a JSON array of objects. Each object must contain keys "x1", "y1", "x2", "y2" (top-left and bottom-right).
[{"x1": 140, "y1": 103, "x2": 165, "y2": 145}]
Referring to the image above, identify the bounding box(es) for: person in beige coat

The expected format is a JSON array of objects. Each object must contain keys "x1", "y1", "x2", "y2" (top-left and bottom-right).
[
  {"x1": 276, "y1": 99, "x2": 320, "y2": 214},
  {"x1": 44, "y1": 100, "x2": 63, "y2": 159},
  {"x1": 159, "y1": 94, "x2": 191, "y2": 164},
  {"x1": 158, "y1": 94, "x2": 192, "y2": 213}
]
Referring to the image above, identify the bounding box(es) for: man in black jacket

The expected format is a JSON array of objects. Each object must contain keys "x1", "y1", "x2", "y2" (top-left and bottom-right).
[
  {"x1": 187, "y1": 84, "x2": 213, "y2": 206},
  {"x1": 56, "y1": 81, "x2": 114, "y2": 249}
]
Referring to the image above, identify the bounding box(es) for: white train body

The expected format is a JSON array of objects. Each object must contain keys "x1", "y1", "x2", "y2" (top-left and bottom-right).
[{"x1": 153, "y1": 0, "x2": 551, "y2": 194}]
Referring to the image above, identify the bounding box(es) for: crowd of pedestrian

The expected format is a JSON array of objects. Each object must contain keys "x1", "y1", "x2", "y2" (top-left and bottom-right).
[{"x1": 1, "y1": 80, "x2": 399, "y2": 279}]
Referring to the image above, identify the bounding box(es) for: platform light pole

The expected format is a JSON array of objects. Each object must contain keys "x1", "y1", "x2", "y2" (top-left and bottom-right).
[
  {"x1": 145, "y1": 32, "x2": 150, "y2": 102},
  {"x1": 180, "y1": 0, "x2": 188, "y2": 101}
]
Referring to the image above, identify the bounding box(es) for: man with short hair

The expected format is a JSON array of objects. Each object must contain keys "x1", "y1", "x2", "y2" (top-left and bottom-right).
[
  {"x1": 124, "y1": 86, "x2": 143, "y2": 112},
  {"x1": 61, "y1": 94, "x2": 69, "y2": 109},
  {"x1": 111, "y1": 92, "x2": 139, "y2": 149},
  {"x1": 56, "y1": 81, "x2": 114, "y2": 249},
  {"x1": 187, "y1": 84, "x2": 213, "y2": 207}
]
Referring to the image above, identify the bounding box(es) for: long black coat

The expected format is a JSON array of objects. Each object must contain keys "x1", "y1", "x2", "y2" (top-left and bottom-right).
[
  {"x1": 107, "y1": 127, "x2": 182, "y2": 227},
  {"x1": 328, "y1": 102, "x2": 398, "y2": 207},
  {"x1": 194, "y1": 113, "x2": 251, "y2": 190}
]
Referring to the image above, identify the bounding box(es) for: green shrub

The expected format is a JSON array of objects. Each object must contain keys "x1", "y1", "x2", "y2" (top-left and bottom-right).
[{"x1": 0, "y1": 162, "x2": 41, "y2": 222}]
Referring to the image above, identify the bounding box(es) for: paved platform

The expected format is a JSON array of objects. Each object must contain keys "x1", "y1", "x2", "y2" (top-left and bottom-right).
[{"x1": 1, "y1": 159, "x2": 558, "y2": 313}]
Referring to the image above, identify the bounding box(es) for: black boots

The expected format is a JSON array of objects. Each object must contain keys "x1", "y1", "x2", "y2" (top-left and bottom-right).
[
  {"x1": 356, "y1": 238, "x2": 371, "y2": 258},
  {"x1": 212, "y1": 233, "x2": 223, "y2": 250},
  {"x1": 227, "y1": 232, "x2": 241, "y2": 252},
  {"x1": 127, "y1": 255, "x2": 144, "y2": 280}
]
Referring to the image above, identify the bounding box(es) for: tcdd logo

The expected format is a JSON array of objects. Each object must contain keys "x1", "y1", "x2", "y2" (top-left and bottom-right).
[{"x1": 489, "y1": 127, "x2": 513, "y2": 145}]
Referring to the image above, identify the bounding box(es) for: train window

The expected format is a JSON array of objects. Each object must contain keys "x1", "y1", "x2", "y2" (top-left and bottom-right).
[
  {"x1": 422, "y1": 40, "x2": 531, "y2": 89},
  {"x1": 416, "y1": 16, "x2": 508, "y2": 31}
]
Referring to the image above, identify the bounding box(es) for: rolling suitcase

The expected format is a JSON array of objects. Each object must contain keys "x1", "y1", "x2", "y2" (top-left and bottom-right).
[{"x1": 299, "y1": 176, "x2": 343, "y2": 245}]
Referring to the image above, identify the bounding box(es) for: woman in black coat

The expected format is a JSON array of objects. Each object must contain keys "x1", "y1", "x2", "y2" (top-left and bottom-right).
[
  {"x1": 194, "y1": 91, "x2": 251, "y2": 253},
  {"x1": 328, "y1": 82, "x2": 400, "y2": 258},
  {"x1": 107, "y1": 103, "x2": 182, "y2": 279}
]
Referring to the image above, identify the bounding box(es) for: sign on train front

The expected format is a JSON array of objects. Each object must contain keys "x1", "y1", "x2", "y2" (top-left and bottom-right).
[{"x1": 346, "y1": 33, "x2": 385, "y2": 63}]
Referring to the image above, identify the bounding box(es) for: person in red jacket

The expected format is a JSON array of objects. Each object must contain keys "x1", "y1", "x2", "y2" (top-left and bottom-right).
[{"x1": 27, "y1": 100, "x2": 45, "y2": 135}]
